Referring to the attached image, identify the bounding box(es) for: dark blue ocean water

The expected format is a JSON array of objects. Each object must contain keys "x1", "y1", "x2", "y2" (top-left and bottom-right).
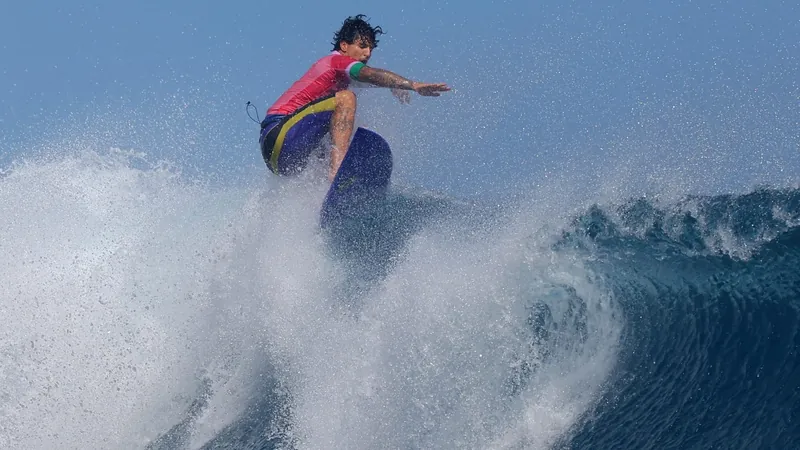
[{"x1": 565, "y1": 188, "x2": 800, "y2": 449}]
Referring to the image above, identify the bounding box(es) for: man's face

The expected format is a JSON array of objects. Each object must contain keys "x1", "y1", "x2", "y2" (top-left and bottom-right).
[{"x1": 340, "y1": 36, "x2": 374, "y2": 63}]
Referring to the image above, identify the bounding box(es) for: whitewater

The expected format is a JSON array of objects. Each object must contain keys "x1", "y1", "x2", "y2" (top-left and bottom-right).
[{"x1": 1, "y1": 129, "x2": 798, "y2": 449}]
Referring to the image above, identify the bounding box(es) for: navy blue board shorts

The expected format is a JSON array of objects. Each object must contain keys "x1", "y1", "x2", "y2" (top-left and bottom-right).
[{"x1": 259, "y1": 95, "x2": 336, "y2": 175}]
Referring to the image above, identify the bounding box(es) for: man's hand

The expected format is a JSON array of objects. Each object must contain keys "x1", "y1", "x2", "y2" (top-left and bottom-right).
[
  {"x1": 391, "y1": 88, "x2": 411, "y2": 104},
  {"x1": 412, "y1": 82, "x2": 451, "y2": 97}
]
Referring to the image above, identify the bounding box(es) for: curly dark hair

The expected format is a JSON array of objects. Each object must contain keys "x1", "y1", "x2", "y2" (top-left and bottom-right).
[{"x1": 331, "y1": 14, "x2": 384, "y2": 51}]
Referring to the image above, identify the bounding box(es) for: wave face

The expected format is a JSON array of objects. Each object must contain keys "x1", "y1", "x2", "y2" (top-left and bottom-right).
[
  {"x1": 564, "y1": 188, "x2": 800, "y2": 449},
  {"x1": 1, "y1": 149, "x2": 798, "y2": 449}
]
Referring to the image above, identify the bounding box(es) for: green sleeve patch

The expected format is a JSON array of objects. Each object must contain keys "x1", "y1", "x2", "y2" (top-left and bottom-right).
[{"x1": 349, "y1": 62, "x2": 365, "y2": 80}]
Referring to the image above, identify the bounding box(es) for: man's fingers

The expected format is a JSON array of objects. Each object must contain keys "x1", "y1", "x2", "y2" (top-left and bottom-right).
[{"x1": 411, "y1": 82, "x2": 451, "y2": 96}]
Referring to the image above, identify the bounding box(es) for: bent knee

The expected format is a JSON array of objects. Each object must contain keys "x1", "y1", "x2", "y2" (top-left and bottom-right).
[{"x1": 335, "y1": 90, "x2": 357, "y2": 107}]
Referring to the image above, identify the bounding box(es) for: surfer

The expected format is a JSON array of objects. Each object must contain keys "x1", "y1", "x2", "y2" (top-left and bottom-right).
[{"x1": 259, "y1": 14, "x2": 450, "y2": 181}]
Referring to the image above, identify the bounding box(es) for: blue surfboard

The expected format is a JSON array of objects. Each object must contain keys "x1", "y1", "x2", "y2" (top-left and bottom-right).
[{"x1": 320, "y1": 127, "x2": 392, "y2": 228}]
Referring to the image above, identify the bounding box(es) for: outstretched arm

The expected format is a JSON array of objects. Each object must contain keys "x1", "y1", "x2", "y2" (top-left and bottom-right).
[
  {"x1": 357, "y1": 66, "x2": 451, "y2": 96},
  {"x1": 357, "y1": 66, "x2": 415, "y2": 90}
]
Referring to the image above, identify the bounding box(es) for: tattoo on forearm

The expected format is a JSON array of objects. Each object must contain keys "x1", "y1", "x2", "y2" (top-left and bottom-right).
[{"x1": 364, "y1": 68, "x2": 414, "y2": 90}]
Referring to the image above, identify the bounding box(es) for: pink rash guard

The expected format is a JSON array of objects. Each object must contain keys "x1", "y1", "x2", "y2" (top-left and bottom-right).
[{"x1": 267, "y1": 52, "x2": 365, "y2": 116}]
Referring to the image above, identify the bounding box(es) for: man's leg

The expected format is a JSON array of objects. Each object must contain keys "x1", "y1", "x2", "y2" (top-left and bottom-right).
[{"x1": 329, "y1": 90, "x2": 357, "y2": 181}]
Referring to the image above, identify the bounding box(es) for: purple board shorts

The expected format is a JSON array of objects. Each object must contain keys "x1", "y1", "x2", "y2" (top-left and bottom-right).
[{"x1": 259, "y1": 94, "x2": 336, "y2": 175}]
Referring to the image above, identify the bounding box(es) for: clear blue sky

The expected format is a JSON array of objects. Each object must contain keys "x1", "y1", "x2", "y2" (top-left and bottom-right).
[{"x1": 2, "y1": 0, "x2": 798, "y2": 196}]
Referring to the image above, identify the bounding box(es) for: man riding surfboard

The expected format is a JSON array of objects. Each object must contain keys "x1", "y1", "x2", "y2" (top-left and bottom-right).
[{"x1": 259, "y1": 14, "x2": 450, "y2": 181}]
